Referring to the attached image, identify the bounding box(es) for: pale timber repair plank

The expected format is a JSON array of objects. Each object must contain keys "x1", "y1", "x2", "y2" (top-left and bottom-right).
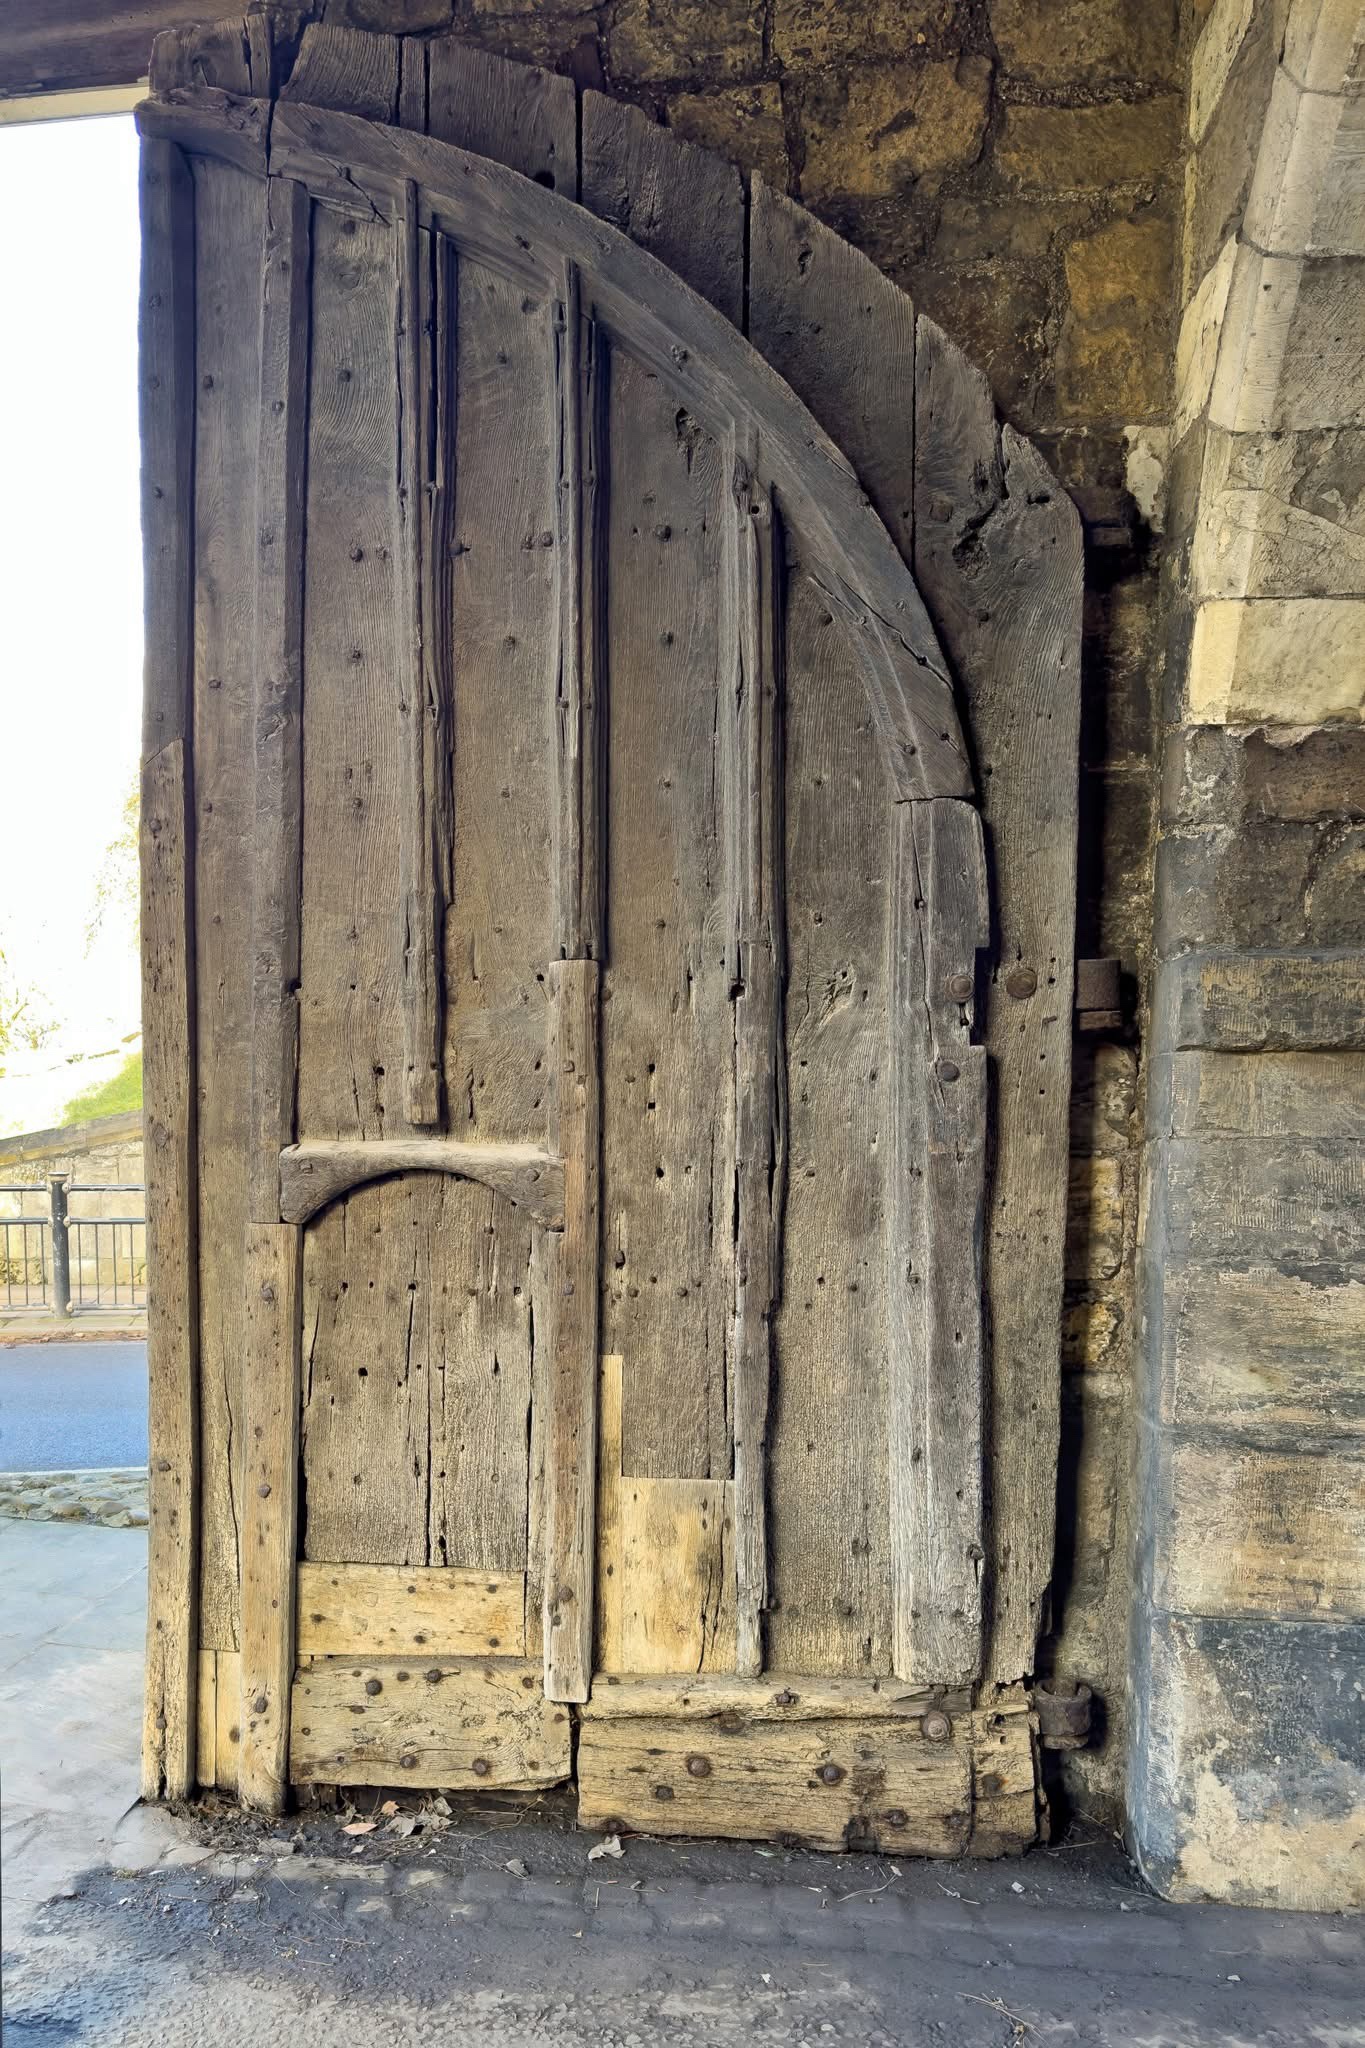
[
  {"x1": 296, "y1": 1564, "x2": 526, "y2": 1659},
  {"x1": 238, "y1": 1224, "x2": 301, "y2": 1811},
  {"x1": 291, "y1": 1659, "x2": 572, "y2": 1788},
  {"x1": 139, "y1": 133, "x2": 199, "y2": 1805}
]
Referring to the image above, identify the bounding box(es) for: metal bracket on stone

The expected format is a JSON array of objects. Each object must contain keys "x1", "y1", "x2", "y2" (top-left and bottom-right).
[
  {"x1": 1035, "y1": 1679, "x2": 1094, "y2": 1751},
  {"x1": 1075, "y1": 958, "x2": 1122, "y2": 1033}
]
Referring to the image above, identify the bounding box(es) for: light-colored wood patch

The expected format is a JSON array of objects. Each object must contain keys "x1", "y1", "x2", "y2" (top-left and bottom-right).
[
  {"x1": 583, "y1": 1673, "x2": 969, "y2": 1722},
  {"x1": 577, "y1": 1710, "x2": 972, "y2": 1854},
  {"x1": 290, "y1": 1658, "x2": 570, "y2": 1788},
  {"x1": 597, "y1": 1357, "x2": 736, "y2": 1674},
  {"x1": 296, "y1": 1564, "x2": 526, "y2": 1659},
  {"x1": 197, "y1": 1648, "x2": 241, "y2": 1795}
]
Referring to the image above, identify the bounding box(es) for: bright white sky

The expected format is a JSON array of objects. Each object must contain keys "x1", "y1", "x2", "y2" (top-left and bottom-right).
[{"x1": 0, "y1": 114, "x2": 143, "y2": 1135}]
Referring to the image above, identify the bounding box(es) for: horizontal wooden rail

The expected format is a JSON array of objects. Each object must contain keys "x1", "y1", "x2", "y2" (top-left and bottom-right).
[{"x1": 277, "y1": 1139, "x2": 565, "y2": 1227}]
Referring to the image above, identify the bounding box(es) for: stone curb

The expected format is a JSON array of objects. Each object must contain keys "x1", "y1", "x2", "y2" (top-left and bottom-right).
[{"x1": 0, "y1": 1466, "x2": 149, "y2": 1528}]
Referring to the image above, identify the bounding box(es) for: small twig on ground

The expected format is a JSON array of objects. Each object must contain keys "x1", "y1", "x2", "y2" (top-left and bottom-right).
[{"x1": 959, "y1": 1992, "x2": 1035, "y2": 2036}]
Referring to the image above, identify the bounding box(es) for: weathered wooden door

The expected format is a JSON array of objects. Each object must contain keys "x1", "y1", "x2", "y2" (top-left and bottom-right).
[{"x1": 139, "y1": 17, "x2": 1080, "y2": 1856}]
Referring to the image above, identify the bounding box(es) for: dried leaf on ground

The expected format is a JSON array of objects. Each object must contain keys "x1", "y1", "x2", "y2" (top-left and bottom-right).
[
  {"x1": 341, "y1": 1820, "x2": 378, "y2": 1836},
  {"x1": 505, "y1": 1857, "x2": 529, "y2": 1878},
  {"x1": 587, "y1": 1835, "x2": 624, "y2": 1863}
]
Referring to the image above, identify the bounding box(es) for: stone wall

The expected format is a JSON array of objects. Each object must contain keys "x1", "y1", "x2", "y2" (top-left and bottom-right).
[{"x1": 1130, "y1": 0, "x2": 1365, "y2": 1911}]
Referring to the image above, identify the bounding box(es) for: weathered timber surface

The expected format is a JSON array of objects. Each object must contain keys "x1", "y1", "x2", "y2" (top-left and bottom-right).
[
  {"x1": 249, "y1": 173, "x2": 309, "y2": 1222},
  {"x1": 140, "y1": 742, "x2": 199, "y2": 1800},
  {"x1": 748, "y1": 181, "x2": 916, "y2": 568},
  {"x1": 444, "y1": 249, "x2": 556, "y2": 1141},
  {"x1": 191, "y1": 152, "x2": 266, "y2": 1655},
  {"x1": 724, "y1": 443, "x2": 786, "y2": 1676},
  {"x1": 767, "y1": 579, "x2": 893, "y2": 1678},
  {"x1": 196, "y1": 1647, "x2": 241, "y2": 1794},
  {"x1": 427, "y1": 37, "x2": 575, "y2": 191},
  {"x1": 596, "y1": 1358, "x2": 736, "y2": 1675},
  {"x1": 888, "y1": 800, "x2": 989, "y2": 1687},
  {"x1": 1156, "y1": 1440, "x2": 1365, "y2": 1620},
  {"x1": 913, "y1": 315, "x2": 1083, "y2": 1686},
  {"x1": 578, "y1": 1700, "x2": 1035, "y2": 1853},
  {"x1": 581, "y1": 94, "x2": 744, "y2": 324},
  {"x1": 1157, "y1": 949, "x2": 1365, "y2": 1051},
  {"x1": 140, "y1": 132, "x2": 198, "y2": 1803},
  {"x1": 290, "y1": 1658, "x2": 571, "y2": 1788},
  {"x1": 296, "y1": 1563, "x2": 526, "y2": 1659},
  {"x1": 280, "y1": 21, "x2": 398, "y2": 123},
  {"x1": 239, "y1": 1223, "x2": 302, "y2": 1812},
  {"x1": 601, "y1": 349, "x2": 732, "y2": 1482},
  {"x1": 279, "y1": 1137, "x2": 563, "y2": 1227},
  {"x1": 301, "y1": 1177, "x2": 537, "y2": 1572},
  {"x1": 395, "y1": 192, "x2": 452, "y2": 1128},
  {"x1": 543, "y1": 962, "x2": 600, "y2": 1702},
  {"x1": 583, "y1": 1672, "x2": 971, "y2": 1721}
]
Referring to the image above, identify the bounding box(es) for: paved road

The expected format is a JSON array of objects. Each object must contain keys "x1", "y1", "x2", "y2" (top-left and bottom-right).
[{"x1": 0, "y1": 1341, "x2": 147, "y2": 1471}]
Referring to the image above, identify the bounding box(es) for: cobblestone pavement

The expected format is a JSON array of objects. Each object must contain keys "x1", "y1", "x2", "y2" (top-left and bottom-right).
[
  {"x1": 3, "y1": 1525, "x2": 1363, "y2": 2047},
  {"x1": 0, "y1": 1466, "x2": 148, "y2": 1527}
]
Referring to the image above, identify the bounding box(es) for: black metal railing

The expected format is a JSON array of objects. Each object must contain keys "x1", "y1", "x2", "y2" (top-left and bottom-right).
[{"x1": 0, "y1": 1175, "x2": 147, "y2": 1318}]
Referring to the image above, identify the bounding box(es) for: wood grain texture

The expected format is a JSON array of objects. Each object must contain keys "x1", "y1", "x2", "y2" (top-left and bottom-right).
[
  {"x1": 748, "y1": 181, "x2": 916, "y2": 569},
  {"x1": 601, "y1": 347, "x2": 732, "y2": 1483},
  {"x1": 249, "y1": 173, "x2": 310, "y2": 1223},
  {"x1": 280, "y1": 20, "x2": 398, "y2": 122},
  {"x1": 196, "y1": 1647, "x2": 242, "y2": 1794},
  {"x1": 444, "y1": 252, "x2": 556, "y2": 1142},
  {"x1": 139, "y1": 136, "x2": 197, "y2": 1797},
  {"x1": 723, "y1": 442, "x2": 786, "y2": 1676},
  {"x1": 583, "y1": 1673, "x2": 970, "y2": 1721},
  {"x1": 551, "y1": 264, "x2": 607, "y2": 963},
  {"x1": 204, "y1": 95, "x2": 972, "y2": 800},
  {"x1": 766, "y1": 580, "x2": 893, "y2": 1678},
  {"x1": 239, "y1": 1222, "x2": 302, "y2": 1812},
  {"x1": 913, "y1": 315, "x2": 1082, "y2": 1685},
  {"x1": 543, "y1": 961, "x2": 600, "y2": 1702},
  {"x1": 290, "y1": 1658, "x2": 572, "y2": 1787},
  {"x1": 581, "y1": 93, "x2": 744, "y2": 324},
  {"x1": 140, "y1": 738, "x2": 200, "y2": 1801},
  {"x1": 596, "y1": 1357, "x2": 736, "y2": 1674},
  {"x1": 296, "y1": 1563, "x2": 525, "y2": 1658},
  {"x1": 888, "y1": 799, "x2": 989, "y2": 1688},
  {"x1": 577, "y1": 1711, "x2": 973, "y2": 1854},
  {"x1": 300, "y1": 1176, "x2": 537, "y2": 1571},
  {"x1": 279, "y1": 1137, "x2": 563, "y2": 1227},
  {"x1": 427, "y1": 36, "x2": 576, "y2": 192},
  {"x1": 190, "y1": 153, "x2": 266, "y2": 1656},
  {"x1": 395, "y1": 189, "x2": 451, "y2": 1128}
]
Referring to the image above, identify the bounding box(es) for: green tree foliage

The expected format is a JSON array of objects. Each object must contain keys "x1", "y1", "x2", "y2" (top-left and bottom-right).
[
  {"x1": 61, "y1": 1049, "x2": 143, "y2": 1125},
  {"x1": 86, "y1": 776, "x2": 140, "y2": 950}
]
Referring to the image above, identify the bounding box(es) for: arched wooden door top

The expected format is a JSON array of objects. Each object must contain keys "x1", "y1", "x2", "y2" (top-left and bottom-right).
[{"x1": 138, "y1": 85, "x2": 972, "y2": 805}]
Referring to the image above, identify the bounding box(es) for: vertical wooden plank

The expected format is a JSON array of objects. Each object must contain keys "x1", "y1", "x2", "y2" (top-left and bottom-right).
[
  {"x1": 889, "y1": 800, "x2": 989, "y2": 1687},
  {"x1": 196, "y1": 1649, "x2": 217, "y2": 1790},
  {"x1": 249, "y1": 175, "x2": 309, "y2": 1222},
  {"x1": 427, "y1": 39, "x2": 577, "y2": 192},
  {"x1": 139, "y1": 135, "x2": 198, "y2": 1804},
  {"x1": 239, "y1": 1222, "x2": 302, "y2": 1812},
  {"x1": 543, "y1": 960, "x2": 600, "y2": 1703},
  {"x1": 580, "y1": 94, "x2": 745, "y2": 325},
  {"x1": 396, "y1": 186, "x2": 451, "y2": 1128},
  {"x1": 280, "y1": 22, "x2": 399, "y2": 122},
  {"x1": 723, "y1": 438, "x2": 785, "y2": 1676},
  {"x1": 552, "y1": 263, "x2": 606, "y2": 964},
  {"x1": 748, "y1": 183, "x2": 916, "y2": 568},
  {"x1": 913, "y1": 316, "x2": 1083, "y2": 1682}
]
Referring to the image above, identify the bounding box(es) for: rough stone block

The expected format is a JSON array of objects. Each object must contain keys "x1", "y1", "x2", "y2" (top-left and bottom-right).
[
  {"x1": 798, "y1": 55, "x2": 992, "y2": 201},
  {"x1": 1070, "y1": 1042, "x2": 1139, "y2": 1152},
  {"x1": 1174, "y1": 235, "x2": 1238, "y2": 439},
  {"x1": 668, "y1": 85, "x2": 788, "y2": 187},
  {"x1": 325, "y1": 0, "x2": 453, "y2": 29},
  {"x1": 1081, "y1": 577, "x2": 1160, "y2": 769},
  {"x1": 911, "y1": 262, "x2": 1053, "y2": 424},
  {"x1": 1155, "y1": 822, "x2": 1318, "y2": 951},
  {"x1": 1076, "y1": 767, "x2": 1154, "y2": 968},
  {"x1": 1188, "y1": 0, "x2": 1257, "y2": 140},
  {"x1": 1163, "y1": 1256, "x2": 1365, "y2": 1427},
  {"x1": 1161, "y1": 1133, "x2": 1365, "y2": 1262},
  {"x1": 996, "y1": 97, "x2": 1180, "y2": 191},
  {"x1": 1065, "y1": 1155, "x2": 1126, "y2": 1282},
  {"x1": 1184, "y1": 6, "x2": 1280, "y2": 285},
  {"x1": 772, "y1": 0, "x2": 958, "y2": 69},
  {"x1": 1131, "y1": 1611, "x2": 1365, "y2": 1910},
  {"x1": 607, "y1": 0, "x2": 764, "y2": 84},
  {"x1": 1057, "y1": 216, "x2": 1175, "y2": 420},
  {"x1": 1162, "y1": 725, "x2": 1365, "y2": 828},
  {"x1": 1245, "y1": 66, "x2": 1365, "y2": 258},
  {"x1": 989, "y1": 0, "x2": 1180, "y2": 86},
  {"x1": 1186, "y1": 594, "x2": 1365, "y2": 722},
  {"x1": 1156, "y1": 1437, "x2": 1365, "y2": 1617},
  {"x1": 1163, "y1": 1046, "x2": 1365, "y2": 1137},
  {"x1": 1157, "y1": 947, "x2": 1365, "y2": 1051},
  {"x1": 1190, "y1": 425, "x2": 1365, "y2": 601},
  {"x1": 1061, "y1": 1293, "x2": 1125, "y2": 1370},
  {"x1": 1281, "y1": 0, "x2": 1365, "y2": 92}
]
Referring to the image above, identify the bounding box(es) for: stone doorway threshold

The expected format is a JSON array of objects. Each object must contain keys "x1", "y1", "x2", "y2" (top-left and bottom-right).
[{"x1": 2, "y1": 1522, "x2": 1361, "y2": 2046}]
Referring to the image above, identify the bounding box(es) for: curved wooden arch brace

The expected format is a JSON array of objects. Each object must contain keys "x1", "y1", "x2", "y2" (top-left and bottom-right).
[
  {"x1": 136, "y1": 87, "x2": 972, "y2": 803},
  {"x1": 278, "y1": 1139, "x2": 565, "y2": 1229}
]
